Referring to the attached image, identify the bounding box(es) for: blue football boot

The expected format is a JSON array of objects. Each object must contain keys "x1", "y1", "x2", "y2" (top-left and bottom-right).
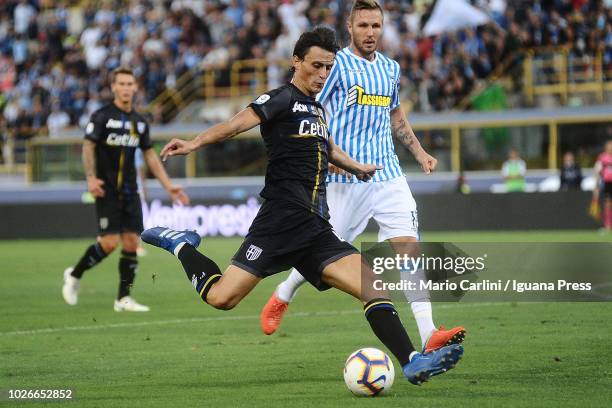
[
  {"x1": 141, "y1": 227, "x2": 201, "y2": 256},
  {"x1": 403, "y1": 344, "x2": 464, "y2": 385}
]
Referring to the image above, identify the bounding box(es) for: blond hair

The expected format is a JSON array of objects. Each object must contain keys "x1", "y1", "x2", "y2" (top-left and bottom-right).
[{"x1": 350, "y1": 0, "x2": 383, "y2": 19}]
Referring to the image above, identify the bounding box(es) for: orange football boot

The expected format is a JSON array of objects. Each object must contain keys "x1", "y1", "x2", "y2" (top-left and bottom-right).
[
  {"x1": 423, "y1": 326, "x2": 466, "y2": 353},
  {"x1": 260, "y1": 292, "x2": 289, "y2": 335}
]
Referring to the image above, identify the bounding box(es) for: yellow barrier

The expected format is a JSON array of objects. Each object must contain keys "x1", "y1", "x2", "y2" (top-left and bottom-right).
[
  {"x1": 148, "y1": 59, "x2": 279, "y2": 121},
  {"x1": 523, "y1": 47, "x2": 610, "y2": 105},
  {"x1": 25, "y1": 111, "x2": 611, "y2": 183}
]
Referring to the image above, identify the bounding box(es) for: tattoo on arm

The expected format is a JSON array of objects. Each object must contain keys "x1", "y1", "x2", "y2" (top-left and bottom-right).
[
  {"x1": 82, "y1": 140, "x2": 96, "y2": 178},
  {"x1": 391, "y1": 116, "x2": 418, "y2": 153}
]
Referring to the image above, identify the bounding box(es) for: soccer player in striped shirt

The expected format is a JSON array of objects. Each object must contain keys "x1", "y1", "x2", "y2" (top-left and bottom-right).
[{"x1": 262, "y1": 0, "x2": 466, "y2": 353}]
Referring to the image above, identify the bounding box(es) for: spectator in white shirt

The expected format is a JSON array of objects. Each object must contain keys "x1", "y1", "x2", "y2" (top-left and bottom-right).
[
  {"x1": 47, "y1": 103, "x2": 71, "y2": 138},
  {"x1": 14, "y1": 0, "x2": 37, "y2": 35}
]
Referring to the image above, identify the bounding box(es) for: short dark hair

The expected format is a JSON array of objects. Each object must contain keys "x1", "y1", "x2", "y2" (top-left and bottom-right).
[
  {"x1": 111, "y1": 67, "x2": 135, "y2": 83},
  {"x1": 292, "y1": 26, "x2": 339, "y2": 61}
]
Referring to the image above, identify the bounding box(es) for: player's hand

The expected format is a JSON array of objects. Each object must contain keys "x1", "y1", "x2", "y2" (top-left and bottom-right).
[
  {"x1": 415, "y1": 150, "x2": 437, "y2": 174},
  {"x1": 328, "y1": 163, "x2": 349, "y2": 177},
  {"x1": 160, "y1": 138, "x2": 196, "y2": 161},
  {"x1": 355, "y1": 164, "x2": 382, "y2": 182},
  {"x1": 87, "y1": 176, "x2": 105, "y2": 198},
  {"x1": 168, "y1": 185, "x2": 190, "y2": 205}
]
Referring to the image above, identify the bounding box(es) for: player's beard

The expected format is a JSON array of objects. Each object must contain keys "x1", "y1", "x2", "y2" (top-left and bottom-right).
[{"x1": 356, "y1": 38, "x2": 377, "y2": 58}]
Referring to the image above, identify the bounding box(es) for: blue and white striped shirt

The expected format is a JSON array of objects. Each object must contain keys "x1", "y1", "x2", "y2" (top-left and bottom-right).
[{"x1": 318, "y1": 47, "x2": 403, "y2": 183}]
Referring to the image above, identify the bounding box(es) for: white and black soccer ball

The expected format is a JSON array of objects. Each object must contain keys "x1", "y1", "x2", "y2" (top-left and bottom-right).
[{"x1": 343, "y1": 348, "x2": 394, "y2": 396}]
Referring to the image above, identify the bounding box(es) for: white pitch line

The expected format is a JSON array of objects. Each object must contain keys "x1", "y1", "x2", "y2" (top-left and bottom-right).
[{"x1": 0, "y1": 302, "x2": 510, "y2": 337}]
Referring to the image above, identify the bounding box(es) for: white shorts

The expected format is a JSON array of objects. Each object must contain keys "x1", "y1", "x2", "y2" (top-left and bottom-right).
[{"x1": 327, "y1": 176, "x2": 419, "y2": 243}]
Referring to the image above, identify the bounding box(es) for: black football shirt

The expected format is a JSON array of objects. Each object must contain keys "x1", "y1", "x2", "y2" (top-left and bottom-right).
[
  {"x1": 249, "y1": 83, "x2": 331, "y2": 219},
  {"x1": 84, "y1": 103, "x2": 152, "y2": 197}
]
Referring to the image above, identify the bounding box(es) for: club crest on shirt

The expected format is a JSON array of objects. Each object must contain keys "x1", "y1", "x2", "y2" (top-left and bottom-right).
[
  {"x1": 246, "y1": 244, "x2": 263, "y2": 261},
  {"x1": 137, "y1": 122, "x2": 146, "y2": 134}
]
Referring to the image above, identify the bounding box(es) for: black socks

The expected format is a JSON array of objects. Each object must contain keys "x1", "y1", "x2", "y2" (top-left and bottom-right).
[
  {"x1": 364, "y1": 298, "x2": 415, "y2": 367},
  {"x1": 177, "y1": 244, "x2": 222, "y2": 302},
  {"x1": 71, "y1": 243, "x2": 108, "y2": 279},
  {"x1": 118, "y1": 250, "x2": 137, "y2": 299},
  {"x1": 71, "y1": 243, "x2": 141, "y2": 300}
]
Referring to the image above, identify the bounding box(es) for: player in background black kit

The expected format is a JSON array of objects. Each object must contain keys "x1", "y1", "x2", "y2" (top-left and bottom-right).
[
  {"x1": 141, "y1": 27, "x2": 463, "y2": 385},
  {"x1": 62, "y1": 67, "x2": 190, "y2": 312},
  {"x1": 559, "y1": 152, "x2": 583, "y2": 191}
]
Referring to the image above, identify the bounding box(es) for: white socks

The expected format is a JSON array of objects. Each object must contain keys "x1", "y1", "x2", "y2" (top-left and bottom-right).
[
  {"x1": 411, "y1": 301, "x2": 436, "y2": 347},
  {"x1": 276, "y1": 268, "x2": 306, "y2": 303},
  {"x1": 400, "y1": 266, "x2": 437, "y2": 347}
]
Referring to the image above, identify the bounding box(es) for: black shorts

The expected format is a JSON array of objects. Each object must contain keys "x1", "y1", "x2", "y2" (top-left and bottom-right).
[
  {"x1": 95, "y1": 194, "x2": 144, "y2": 235},
  {"x1": 231, "y1": 200, "x2": 358, "y2": 291},
  {"x1": 604, "y1": 182, "x2": 612, "y2": 199}
]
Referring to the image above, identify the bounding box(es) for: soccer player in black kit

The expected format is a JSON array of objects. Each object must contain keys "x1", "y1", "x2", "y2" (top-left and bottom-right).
[
  {"x1": 62, "y1": 68, "x2": 189, "y2": 312},
  {"x1": 142, "y1": 28, "x2": 463, "y2": 384}
]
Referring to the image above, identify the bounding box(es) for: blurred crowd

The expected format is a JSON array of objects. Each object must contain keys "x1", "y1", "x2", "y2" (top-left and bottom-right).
[
  {"x1": 0, "y1": 0, "x2": 611, "y2": 165},
  {"x1": 392, "y1": 0, "x2": 612, "y2": 111}
]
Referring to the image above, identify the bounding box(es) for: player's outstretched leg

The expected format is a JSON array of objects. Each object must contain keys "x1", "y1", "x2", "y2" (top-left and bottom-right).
[
  {"x1": 260, "y1": 268, "x2": 306, "y2": 335},
  {"x1": 142, "y1": 226, "x2": 260, "y2": 309},
  {"x1": 322, "y1": 254, "x2": 463, "y2": 385},
  {"x1": 141, "y1": 226, "x2": 223, "y2": 301}
]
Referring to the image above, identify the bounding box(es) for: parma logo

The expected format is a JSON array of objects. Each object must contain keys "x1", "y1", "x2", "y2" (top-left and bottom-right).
[{"x1": 346, "y1": 85, "x2": 391, "y2": 108}]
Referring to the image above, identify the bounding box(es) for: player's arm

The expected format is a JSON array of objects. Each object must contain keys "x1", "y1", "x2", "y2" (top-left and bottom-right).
[
  {"x1": 160, "y1": 108, "x2": 261, "y2": 161},
  {"x1": 390, "y1": 105, "x2": 437, "y2": 174},
  {"x1": 83, "y1": 139, "x2": 105, "y2": 197},
  {"x1": 328, "y1": 137, "x2": 380, "y2": 182},
  {"x1": 143, "y1": 148, "x2": 190, "y2": 205},
  {"x1": 137, "y1": 164, "x2": 148, "y2": 201}
]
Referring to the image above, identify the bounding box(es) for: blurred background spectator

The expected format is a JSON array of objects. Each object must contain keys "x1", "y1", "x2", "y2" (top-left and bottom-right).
[
  {"x1": 502, "y1": 147, "x2": 527, "y2": 192},
  {"x1": 559, "y1": 151, "x2": 583, "y2": 191}
]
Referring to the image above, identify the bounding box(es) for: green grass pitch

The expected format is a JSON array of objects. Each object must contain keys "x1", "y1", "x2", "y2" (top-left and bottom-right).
[{"x1": 1, "y1": 231, "x2": 611, "y2": 407}]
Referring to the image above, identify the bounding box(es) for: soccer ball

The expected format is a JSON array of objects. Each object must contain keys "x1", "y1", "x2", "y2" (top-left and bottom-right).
[{"x1": 343, "y1": 348, "x2": 394, "y2": 396}]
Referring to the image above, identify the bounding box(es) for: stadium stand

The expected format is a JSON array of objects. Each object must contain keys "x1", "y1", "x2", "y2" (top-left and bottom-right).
[{"x1": 0, "y1": 0, "x2": 610, "y2": 167}]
